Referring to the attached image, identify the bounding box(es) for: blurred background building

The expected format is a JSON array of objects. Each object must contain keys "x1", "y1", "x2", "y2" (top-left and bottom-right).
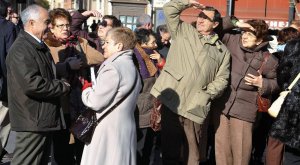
[{"x1": 5, "y1": 0, "x2": 300, "y2": 30}]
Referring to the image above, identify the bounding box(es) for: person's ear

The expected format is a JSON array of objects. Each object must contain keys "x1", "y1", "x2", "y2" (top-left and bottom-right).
[
  {"x1": 213, "y1": 21, "x2": 219, "y2": 29},
  {"x1": 117, "y1": 43, "x2": 124, "y2": 51},
  {"x1": 256, "y1": 38, "x2": 263, "y2": 45}
]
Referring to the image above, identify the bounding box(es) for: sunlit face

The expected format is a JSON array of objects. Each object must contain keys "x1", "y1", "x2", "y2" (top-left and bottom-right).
[
  {"x1": 196, "y1": 10, "x2": 218, "y2": 35},
  {"x1": 50, "y1": 17, "x2": 70, "y2": 40},
  {"x1": 102, "y1": 34, "x2": 121, "y2": 58},
  {"x1": 141, "y1": 34, "x2": 157, "y2": 50},
  {"x1": 31, "y1": 8, "x2": 51, "y2": 40},
  {"x1": 241, "y1": 31, "x2": 262, "y2": 49},
  {"x1": 97, "y1": 19, "x2": 113, "y2": 40},
  {"x1": 160, "y1": 32, "x2": 171, "y2": 45}
]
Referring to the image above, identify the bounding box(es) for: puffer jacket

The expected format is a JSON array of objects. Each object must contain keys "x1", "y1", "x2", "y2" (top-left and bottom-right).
[
  {"x1": 212, "y1": 17, "x2": 279, "y2": 122},
  {"x1": 150, "y1": 0, "x2": 231, "y2": 124}
]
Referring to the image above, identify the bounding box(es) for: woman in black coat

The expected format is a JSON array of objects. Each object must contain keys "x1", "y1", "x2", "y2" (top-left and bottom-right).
[{"x1": 269, "y1": 39, "x2": 300, "y2": 165}]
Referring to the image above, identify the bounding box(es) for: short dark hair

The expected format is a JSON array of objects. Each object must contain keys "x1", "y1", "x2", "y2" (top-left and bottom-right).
[
  {"x1": 49, "y1": 8, "x2": 72, "y2": 26},
  {"x1": 245, "y1": 19, "x2": 269, "y2": 41},
  {"x1": 156, "y1": 24, "x2": 168, "y2": 34},
  {"x1": 202, "y1": 6, "x2": 222, "y2": 23},
  {"x1": 103, "y1": 15, "x2": 122, "y2": 28},
  {"x1": 135, "y1": 29, "x2": 155, "y2": 45},
  {"x1": 277, "y1": 27, "x2": 300, "y2": 44},
  {"x1": 0, "y1": 0, "x2": 9, "y2": 17}
]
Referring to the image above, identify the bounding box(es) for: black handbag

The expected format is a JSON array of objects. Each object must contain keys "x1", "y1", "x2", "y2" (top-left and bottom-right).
[{"x1": 70, "y1": 71, "x2": 138, "y2": 144}]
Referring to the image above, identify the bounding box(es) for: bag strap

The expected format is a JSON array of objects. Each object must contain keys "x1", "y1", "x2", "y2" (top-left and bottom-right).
[
  {"x1": 287, "y1": 73, "x2": 300, "y2": 90},
  {"x1": 258, "y1": 52, "x2": 271, "y2": 74},
  {"x1": 96, "y1": 70, "x2": 139, "y2": 123}
]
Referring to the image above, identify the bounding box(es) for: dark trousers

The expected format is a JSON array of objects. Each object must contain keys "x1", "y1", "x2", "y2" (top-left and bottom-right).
[
  {"x1": 137, "y1": 127, "x2": 157, "y2": 165},
  {"x1": 284, "y1": 146, "x2": 300, "y2": 165},
  {"x1": 11, "y1": 131, "x2": 51, "y2": 165},
  {"x1": 52, "y1": 114, "x2": 84, "y2": 165},
  {"x1": 161, "y1": 105, "x2": 207, "y2": 165}
]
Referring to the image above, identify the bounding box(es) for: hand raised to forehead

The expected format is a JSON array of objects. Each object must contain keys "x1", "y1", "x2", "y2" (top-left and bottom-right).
[
  {"x1": 82, "y1": 10, "x2": 102, "y2": 18},
  {"x1": 189, "y1": 0, "x2": 205, "y2": 9}
]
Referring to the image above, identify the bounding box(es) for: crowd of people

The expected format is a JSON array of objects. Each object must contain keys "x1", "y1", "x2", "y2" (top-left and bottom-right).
[{"x1": 0, "y1": 0, "x2": 300, "y2": 165}]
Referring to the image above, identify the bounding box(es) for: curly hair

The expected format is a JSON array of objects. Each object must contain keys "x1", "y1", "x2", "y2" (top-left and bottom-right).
[
  {"x1": 49, "y1": 8, "x2": 72, "y2": 26},
  {"x1": 245, "y1": 19, "x2": 269, "y2": 41},
  {"x1": 277, "y1": 27, "x2": 300, "y2": 44},
  {"x1": 270, "y1": 39, "x2": 300, "y2": 149}
]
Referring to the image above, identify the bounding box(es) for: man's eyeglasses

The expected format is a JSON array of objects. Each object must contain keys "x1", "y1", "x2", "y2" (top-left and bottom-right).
[
  {"x1": 198, "y1": 12, "x2": 214, "y2": 22},
  {"x1": 55, "y1": 24, "x2": 70, "y2": 29},
  {"x1": 12, "y1": 16, "x2": 19, "y2": 19}
]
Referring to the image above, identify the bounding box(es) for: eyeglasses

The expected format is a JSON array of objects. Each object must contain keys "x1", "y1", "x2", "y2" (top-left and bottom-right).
[
  {"x1": 55, "y1": 24, "x2": 70, "y2": 29},
  {"x1": 12, "y1": 16, "x2": 19, "y2": 19},
  {"x1": 198, "y1": 12, "x2": 214, "y2": 22}
]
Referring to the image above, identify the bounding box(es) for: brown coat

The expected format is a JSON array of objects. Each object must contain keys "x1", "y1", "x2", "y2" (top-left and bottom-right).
[
  {"x1": 44, "y1": 34, "x2": 104, "y2": 114},
  {"x1": 213, "y1": 21, "x2": 279, "y2": 122}
]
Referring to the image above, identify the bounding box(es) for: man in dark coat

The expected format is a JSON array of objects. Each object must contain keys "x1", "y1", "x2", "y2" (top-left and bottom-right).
[
  {"x1": 0, "y1": 0, "x2": 16, "y2": 157},
  {"x1": 6, "y1": 5, "x2": 70, "y2": 165}
]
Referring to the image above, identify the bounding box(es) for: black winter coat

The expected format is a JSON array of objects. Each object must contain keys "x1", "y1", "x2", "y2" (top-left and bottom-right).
[
  {"x1": 0, "y1": 17, "x2": 16, "y2": 101},
  {"x1": 6, "y1": 30, "x2": 70, "y2": 132}
]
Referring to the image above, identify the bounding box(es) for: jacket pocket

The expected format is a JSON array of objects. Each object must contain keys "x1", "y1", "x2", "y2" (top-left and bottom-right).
[
  {"x1": 187, "y1": 91, "x2": 211, "y2": 119},
  {"x1": 164, "y1": 65, "x2": 183, "y2": 81}
]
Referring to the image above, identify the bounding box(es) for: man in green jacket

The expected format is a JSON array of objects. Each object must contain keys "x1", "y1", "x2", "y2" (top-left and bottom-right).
[{"x1": 150, "y1": 0, "x2": 230, "y2": 164}]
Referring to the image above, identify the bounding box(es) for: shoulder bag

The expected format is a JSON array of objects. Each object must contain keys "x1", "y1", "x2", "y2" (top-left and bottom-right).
[
  {"x1": 268, "y1": 73, "x2": 300, "y2": 118},
  {"x1": 71, "y1": 70, "x2": 138, "y2": 144}
]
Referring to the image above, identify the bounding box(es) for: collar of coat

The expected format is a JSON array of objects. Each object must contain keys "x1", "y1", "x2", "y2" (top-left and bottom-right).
[{"x1": 44, "y1": 32, "x2": 84, "y2": 47}]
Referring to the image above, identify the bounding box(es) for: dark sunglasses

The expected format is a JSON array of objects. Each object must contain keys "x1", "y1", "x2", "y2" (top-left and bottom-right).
[
  {"x1": 198, "y1": 12, "x2": 214, "y2": 22},
  {"x1": 98, "y1": 20, "x2": 107, "y2": 27}
]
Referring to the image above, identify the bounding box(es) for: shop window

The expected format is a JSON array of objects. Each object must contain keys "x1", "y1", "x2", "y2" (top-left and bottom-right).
[{"x1": 120, "y1": 15, "x2": 138, "y2": 30}]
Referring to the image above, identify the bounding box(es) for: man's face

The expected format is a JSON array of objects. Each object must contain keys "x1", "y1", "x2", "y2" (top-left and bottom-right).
[
  {"x1": 97, "y1": 19, "x2": 113, "y2": 40},
  {"x1": 31, "y1": 8, "x2": 50, "y2": 40},
  {"x1": 161, "y1": 32, "x2": 171, "y2": 45},
  {"x1": 196, "y1": 10, "x2": 218, "y2": 35}
]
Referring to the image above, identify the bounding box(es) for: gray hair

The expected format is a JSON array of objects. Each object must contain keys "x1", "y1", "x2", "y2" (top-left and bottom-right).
[
  {"x1": 21, "y1": 5, "x2": 43, "y2": 25},
  {"x1": 136, "y1": 14, "x2": 151, "y2": 27}
]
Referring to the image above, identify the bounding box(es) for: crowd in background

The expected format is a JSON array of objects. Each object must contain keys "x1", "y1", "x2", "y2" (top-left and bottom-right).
[{"x1": 0, "y1": 0, "x2": 300, "y2": 165}]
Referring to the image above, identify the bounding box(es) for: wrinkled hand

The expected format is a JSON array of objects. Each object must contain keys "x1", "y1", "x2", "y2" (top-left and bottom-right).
[
  {"x1": 244, "y1": 72, "x2": 263, "y2": 88},
  {"x1": 236, "y1": 21, "x2": 255, "y2": 32},
  {"x1": 149, "y1": 50, "x2": 162, "y2": 63},
  {"x1": 81, "y1": 10, "x2": 102, "y2": 18},
  {"x1": 189, "y1": 0, "x2": 205, "y2": 9},
  {"x1": 66, "y1": 57, "x2": 83, "y2": 70},
  {"x1": 82, "y1": 80, "x2": 92, "y2": 91}
]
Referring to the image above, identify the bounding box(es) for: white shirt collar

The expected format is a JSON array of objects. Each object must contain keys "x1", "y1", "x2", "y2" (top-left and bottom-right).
[{"x1": 24, "y1": 30, "x2": 42, "y2": 44}]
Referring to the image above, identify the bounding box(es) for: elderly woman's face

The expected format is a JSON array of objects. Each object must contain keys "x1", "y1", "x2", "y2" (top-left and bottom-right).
[
  {"x1": 241, "y1": 31, "x2": 262, "y2": 49},
  {"x1": 50, "y1": 17, "x2": 70, "y2": 40}
]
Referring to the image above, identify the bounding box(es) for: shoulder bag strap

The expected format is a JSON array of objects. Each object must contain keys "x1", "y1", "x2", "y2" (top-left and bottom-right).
[
  {"x1": 96, "y1": 69, "x2": 139, "y2": 123},
  {"x1": 258, "y1": 52, "x2": 271, "y2": 75},
  {"x1": 287, "y1": 73, "x2": 300, "y2": 90}
]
